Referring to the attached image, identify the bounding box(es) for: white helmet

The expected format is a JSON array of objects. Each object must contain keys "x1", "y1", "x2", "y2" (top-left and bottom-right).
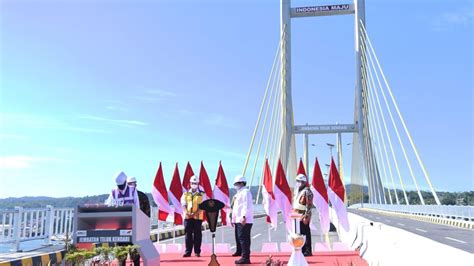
[
  {"x1": 190, "y1": 175, "x2": 199, "y2": 183},
  {"x1": 296, "y1": 174, "x2": 308, "y2": 183},
  {"x1": 127, "y1": 176, "x2": 137, "y2": 183},
  {"x1": 115, "y1": 171, "x2": 127, "y2": 185},
  {"x1": 233, "y1": 175, "x2": 246, "y2": 185}
]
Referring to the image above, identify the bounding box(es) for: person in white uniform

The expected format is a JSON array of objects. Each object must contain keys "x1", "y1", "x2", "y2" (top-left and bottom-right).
[
  {"x1": 104, "y1": 171, "x2": 140, "y2": 266},
  {"x1": 105, "y1": 171, "x2": 139, "y2": 209},
  {"x1": 230, "y1": 175, "x2": 253, "y2": 265}
]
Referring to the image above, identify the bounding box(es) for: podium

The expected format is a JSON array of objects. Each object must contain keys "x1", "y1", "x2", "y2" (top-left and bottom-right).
[
  {"x1": 73, "y1": 204, "x2": 160, "y2": 265},
  {"x1": 287, "y1": 213, "x2": 308, "y2": 266}
]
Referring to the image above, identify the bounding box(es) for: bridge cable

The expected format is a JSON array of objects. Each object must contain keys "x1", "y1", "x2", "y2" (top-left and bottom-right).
[
  {"x1": 360, "y1": 60, "x2": 378, "y2": 203},
  {"x1": 360, "y1": 22, "x2": 441, "y2": 205},
  {"x1": 257, "y1": 65, "x2": 282, "y2": 204},
  {"x1": 242, "y1": 36, "x2": 283, "y2": 177},
  {"x1": 255, "y1": 52, "x2": 283, "y2": 204},
  {"x1": 360, "y1": 43, "x2": 381, "y2": 204},
  {"x1": 363, "y1": 77, "x2": 384, "y2": 204},
  {"x1": 363, "y1": 44, "x2": 400, "y2": 205},
  {"x1": 360, "y1": 33, "x2": 411, "y2": 205},
  {"x1": 248, "y1": 40, "x2": 283, "y2": 190},
  {"x1": 360, "y1": 35, "x2": 409, "y2": 205},
  {"x1": 361, "y1": 30, "x2": 424, "y2": 205},
  {"x1": 362, "y1": 45, "x2": 395, "y2": 205}
]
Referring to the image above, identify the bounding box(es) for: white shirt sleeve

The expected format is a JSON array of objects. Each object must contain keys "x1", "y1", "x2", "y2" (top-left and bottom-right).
[
  {"x1": 241, "y1": 190, "x2": 248, "y2": 219},
  {"x1": 133, "y1": 188, "x2": 140, "y2": 209},
  {"x1": 246, "y1": 190, "x2": 253, "y2": 219},
  {"x1": 105, "y1": 191, "x2": 114, "y2": 206}
]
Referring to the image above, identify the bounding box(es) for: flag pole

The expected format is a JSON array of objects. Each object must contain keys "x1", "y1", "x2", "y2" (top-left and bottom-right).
[
  {"x1": 268, "y1": 224, "x2": 272, "y2": 242},
  {"x1": 221, "y1": 223, "x2": 224, "y2": 243},
  {"x1": 157, "y1": 218, "x2": 160, "y2": 244},
  {"x1": 327, "y1": 204, "x2": 333, "y2": 248},
  {"x1": 318, "y1": 213, "x2": 324, "y2": 243},
  {"x1": 173, "y1": 224, "x2": 176, "y2": 244}
]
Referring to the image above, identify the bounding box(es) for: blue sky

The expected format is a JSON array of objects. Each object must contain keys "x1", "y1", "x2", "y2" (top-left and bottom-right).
[{"x1": 0, "y1": 0, "x2": 472, "y2": 198}]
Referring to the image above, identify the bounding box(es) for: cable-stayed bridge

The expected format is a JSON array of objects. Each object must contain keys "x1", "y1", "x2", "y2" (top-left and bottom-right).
[
  {"x1": 243, "y1": 0, "x2": 439, "y2": 207},
  {"x1": 0, "y1": 0, "x2": 473, "y2": 265}
]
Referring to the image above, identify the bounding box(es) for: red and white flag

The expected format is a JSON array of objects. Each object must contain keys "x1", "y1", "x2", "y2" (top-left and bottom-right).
[
  {"x1": 168, "y1": 163, "x2": 184, "y2": 225},
  {"x1": 151, "y1": 162, "x2": 173, "y2": 222},
  {"x1": 328, "y1": 157, "x2": 350, "y2": 231},
  {"x1": 297, "y1": 158, "x2": 310, "y2": 188},
  {"x1": 274, "y1": 159, "x2": 293, "y2": 231},
  {"x1": 262, "y1": 159, "x2": 278, "y2": 229},
  {"x1": 213, "y1": 162, "x2": 230, "y2": 226},
  {"x1": 297, "y1": 158, "x2": 307, "y2": 176},
  {"x1": 182, "y1": 162, "x2": 195, "y2": 191},
  {"x1": 311, "y1": 158, "x2": 330, "y2": 233},
  {"x1": 199, "y1": 161, "x2": 213, "y2": 199}
]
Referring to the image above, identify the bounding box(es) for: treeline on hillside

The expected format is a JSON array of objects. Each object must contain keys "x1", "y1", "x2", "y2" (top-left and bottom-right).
[
  {"x1": 347, "y1": 184, "x2": 474, "y2": 206},
  {"x1": 1, "y1": 186, "x2": 472, "y2": 209}
]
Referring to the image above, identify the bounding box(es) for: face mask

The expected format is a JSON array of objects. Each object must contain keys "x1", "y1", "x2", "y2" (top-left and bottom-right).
[
  {"x1": 296, "y1": 181, "x2": 303, "y2": 188},
  {"x1": 191, "y1": 184, "x2": 198, "y2": 190},
  {"x1": 234, "y1": 185, "x2": 241, "y2": 191},
  {"x1": 117, "y1": 183, "x2": 127, "y2": 191}
]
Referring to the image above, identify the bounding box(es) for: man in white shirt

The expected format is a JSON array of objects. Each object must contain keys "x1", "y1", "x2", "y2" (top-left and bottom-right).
[{"x1": 230, "y1": 175, "x2": 253, "y2": 264}]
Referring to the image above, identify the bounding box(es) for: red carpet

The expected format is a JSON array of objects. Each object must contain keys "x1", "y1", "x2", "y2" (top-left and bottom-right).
[{"x1": 159, "y1": 251, "x2": 368, "y2": 265}]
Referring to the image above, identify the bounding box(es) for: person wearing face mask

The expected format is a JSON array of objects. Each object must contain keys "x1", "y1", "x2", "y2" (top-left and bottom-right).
[
  {"x1": 230, "y1": 175, "x2": 253, "y2": 265},
  {"x1": 105, "y1": 171, "x2": 139, "y2": 209},
  {"x1": 293, "y1": 174, "x2": 314, "y2": 257},
  {"x1": 104, "y1": 172, "x2": 140, "y2": 266},
  {"x1": 180, "y1": 175, "x2": 206, "y2": 258},
  {"x1": 127, "y1": 176, "x2": 151, "y2": 218}
]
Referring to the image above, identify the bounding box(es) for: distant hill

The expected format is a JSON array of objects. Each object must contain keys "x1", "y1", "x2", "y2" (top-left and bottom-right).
[{"x1": 1, "y1": 185, "x2": 472, "y2": 209}]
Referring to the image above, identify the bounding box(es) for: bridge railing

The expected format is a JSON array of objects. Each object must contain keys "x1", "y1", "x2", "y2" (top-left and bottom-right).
[
  {"x1": 0, "y1": 206, "x2": 74, "y2": 251},
  {"x1": 1, "y1": 204, "x2": 266, "y2": 252},
  {"x1": 350, "y1": 203, "x2": 474, "y2": 221}
]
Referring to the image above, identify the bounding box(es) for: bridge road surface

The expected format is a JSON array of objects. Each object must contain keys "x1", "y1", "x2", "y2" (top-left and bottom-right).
[
  {"x1": 349, "y1": 209, "x2": 474, "y2": 253},
  {"x1": 160, "y1": 212, "x2": 340, "y2": 252}
]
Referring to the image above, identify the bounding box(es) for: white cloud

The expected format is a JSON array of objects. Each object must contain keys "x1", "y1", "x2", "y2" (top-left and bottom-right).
[
  {"x1": 145, "y1": 89, "x2": 178, "y2": 97},
  {"x1": 0, "y1": 113, "x2": 108, "y2": 133},
  {"x1": 132, "y1": 89, "x2": 179, "y2": 103},
  {"x1": 177, "y1": 109, "x2": 193, "y2": 116},
  {"x1": 0, "y1": 134, "x2": 27, "y2": 141},
  {"x1": 432, "y1": 8, "x2": 473, "y2": 31},
  {"x1": 206, "y1": 148, "x2": 246, "y2": 160},
  {"x1": 79, "y1": 115, "x2": 149, "y2": 127},
  {"x1": 203, "y1": 113, "x2": 238, "y2": 128},
  {"x1": 130, "y1": 96, "x2": 162, "y2": 102},
  {"x1": 0, "y1": 156, "x2": 70, "y2": 170},
  {"x1": 105, "y1": 105, "x2": 127, "y2": 111}
]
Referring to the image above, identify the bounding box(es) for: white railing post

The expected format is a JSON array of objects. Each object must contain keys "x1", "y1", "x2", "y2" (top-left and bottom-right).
[
  {"x1": 44, "y1": 205, "x2": 54, "y2": 245},
  {"x1": 12, "y1": 207, "x2": 23, "y2": 252}
]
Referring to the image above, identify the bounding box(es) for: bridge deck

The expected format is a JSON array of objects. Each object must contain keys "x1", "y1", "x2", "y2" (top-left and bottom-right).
[{"x1": 349, "y1": 209, "x2": 474, "y2": 253}]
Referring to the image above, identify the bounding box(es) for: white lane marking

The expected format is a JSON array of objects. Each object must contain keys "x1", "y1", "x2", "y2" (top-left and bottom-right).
[
  {"x1": 385, "y1": 219, "x2": 391, "y2": 223},
  {"x1": 415, "y1": 228, "x2": 427, "y2": 233},
  {"x1": 445, "y1": 237, "x2": 466, "y2": 244},
  {"x1": 375, "y1": 217, "x2": 381, "y2": 220},
  {"x1": 230, "y1": 245, "x2": 236, "y2": 249},
  {"x1": 252, "y1": 233, "x2": 262, "y2": 240},
  {"x1": 397, "y1": 223, "x2": 405, "y2": 226},
  {"x1": 280, "y1": 221, "x2": 284, "y2": 225}
]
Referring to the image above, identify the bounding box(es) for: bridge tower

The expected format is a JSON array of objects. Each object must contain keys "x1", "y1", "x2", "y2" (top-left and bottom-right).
[{"x1": 279, "y1": 0, "x2": 385, "y2": 204}]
